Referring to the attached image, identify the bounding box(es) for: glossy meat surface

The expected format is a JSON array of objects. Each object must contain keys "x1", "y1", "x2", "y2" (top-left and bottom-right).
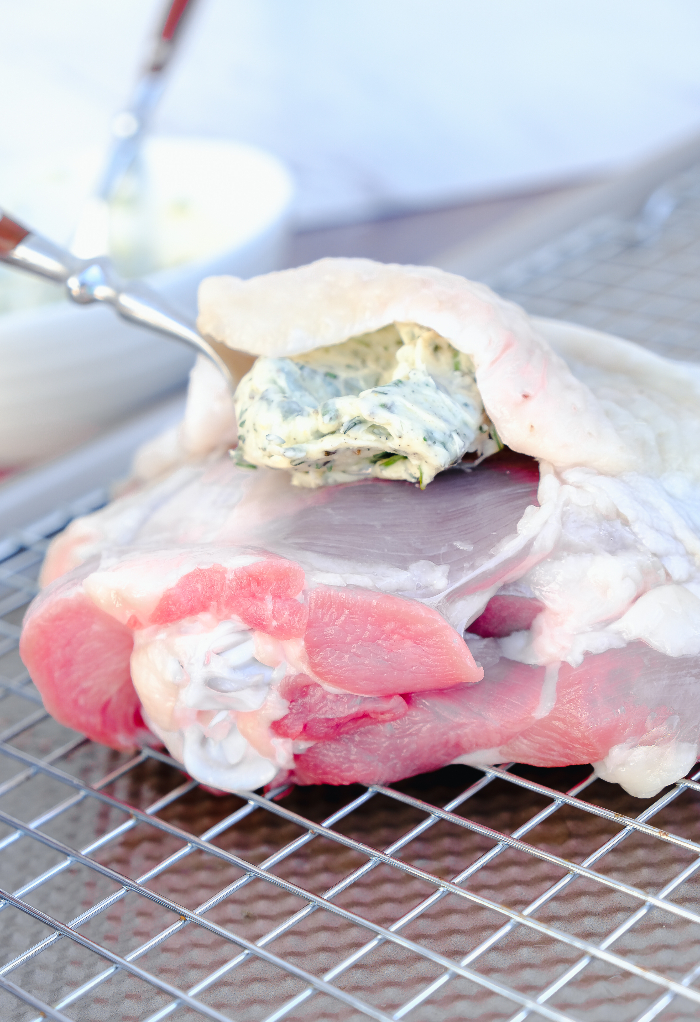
[
  {"x1": 21, "y1": 456, "x2": 534, "y2": 763},
  {"x1": 291, "y1": 643, "x2": 700, "y2": 798},
  {"x1": 20, "y1": 447, "x2": 700, "y2": 798}
]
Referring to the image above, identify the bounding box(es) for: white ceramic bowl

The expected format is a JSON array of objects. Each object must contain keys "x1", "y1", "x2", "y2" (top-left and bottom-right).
[{"x1": 0, "y1": 137, "x2": 294, "y2": 466}]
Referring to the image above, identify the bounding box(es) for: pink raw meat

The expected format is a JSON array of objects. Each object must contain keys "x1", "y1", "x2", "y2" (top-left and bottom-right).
[
  {"x1": 151, "y1": 560, "x2": 308, "y2": 638},
  {"x1": 24, "y1": 444, "x2": 700, "y2": 799},
  {"x1": 289, "y1": 644, "x2": 700, "y2": 787},
  {"x1": 270, "y1": 675, "x2": 408, "y2": 741},
  {"x1": 291, "y1": 656, "x2": 544, "y2": 786},
  {"x1": 20, "y1": 565, "x2": 148, "y2": 750},
  {"x1": 21, "y1": 455, "x2": 536, "y2": 756},
  {"x1": 470, "y1": 595, "x2": 544, "y2": 638},
  {"x1": 305, "y1": 587, "x2": 481, "y2": 695},
  {"x1": 498, "y1": 643, "x2": 698, "y2": 767},
  {"x1": 40, "y1": 451, "x2": 540, "y2": 607}
]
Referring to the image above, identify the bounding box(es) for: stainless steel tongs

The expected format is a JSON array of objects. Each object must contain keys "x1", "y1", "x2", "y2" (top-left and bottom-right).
[{"x1": 0, "y1": 211, "x2": 236, "y2": 388}]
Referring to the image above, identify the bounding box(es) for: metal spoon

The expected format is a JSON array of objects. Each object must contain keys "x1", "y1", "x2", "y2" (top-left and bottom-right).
[
  {"x1": 71, "y1": 0, "x2": 199, "y2": 259},
  {"x1": 0, "y1": 210, "x2": 239, "y2": 388}
]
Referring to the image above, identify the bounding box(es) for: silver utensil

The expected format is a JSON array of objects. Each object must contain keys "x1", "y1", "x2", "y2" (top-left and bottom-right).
[
  {"x1": 0, "y1": 210, "x2": 237, "y2": 388},
  {"x1": 71, "y1": 0, "x2": 199, "y2": 258}
]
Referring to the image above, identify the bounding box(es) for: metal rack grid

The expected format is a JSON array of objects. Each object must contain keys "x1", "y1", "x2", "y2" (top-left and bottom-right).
[
  {"x1": 2, "y1": 165, "x2": 700, "y2": 1021},
  {"x1": 491, "y1": 164, "x2": 700, "y2": 364}
]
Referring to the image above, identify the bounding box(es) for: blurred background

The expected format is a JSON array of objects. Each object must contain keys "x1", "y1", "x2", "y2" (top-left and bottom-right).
[
  {"x1": 4, "y1": 0, "x2": 700, "y2": 235},
  {"x1": 2, "y1": 0, "x2": 700, "y2": 473}
]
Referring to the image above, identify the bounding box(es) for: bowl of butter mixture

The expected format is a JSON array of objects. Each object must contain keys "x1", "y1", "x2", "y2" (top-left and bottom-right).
[{"x1": 0, "y1": 137, "x2": 293, "y2": 468}]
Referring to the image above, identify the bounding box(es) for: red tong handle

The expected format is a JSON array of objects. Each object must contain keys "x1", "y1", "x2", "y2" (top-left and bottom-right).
[
  {"x1": 161, "y1": 0, "x2": 193, "y2": 42},
  {"x1": 149, "y1": 0, "x2": 198, "y2": 72},
  {"x1": 0, "y1": 214, "x2": 30, "y2": 255}
]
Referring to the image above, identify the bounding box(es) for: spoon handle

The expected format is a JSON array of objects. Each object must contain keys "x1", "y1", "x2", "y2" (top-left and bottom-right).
[
  {"x1": 150, "y1": 0, "x2": 198, "y2": 73},
  {"x1": 0, "y1": 212, "x2": 82, "y2": 282},
  {"x1": 0, "y1": 210, "x2": 235, "y2": 387},
  {"x1": 72, "y1": 0, "x2": 200, "y2": 257},
  {"x1": 0, "y1": 214, "x2": 29, "y2": 256}
]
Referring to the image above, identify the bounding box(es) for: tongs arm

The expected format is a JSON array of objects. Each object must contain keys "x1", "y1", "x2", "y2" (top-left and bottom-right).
[{"x1": 0, "y1": 211, "x2": 235, "y2": 388}]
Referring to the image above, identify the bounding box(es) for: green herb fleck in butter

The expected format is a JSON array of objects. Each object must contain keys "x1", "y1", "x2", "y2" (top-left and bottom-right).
[{"x1": 233, "y1": 323, "x2": 500, "y2": 487}]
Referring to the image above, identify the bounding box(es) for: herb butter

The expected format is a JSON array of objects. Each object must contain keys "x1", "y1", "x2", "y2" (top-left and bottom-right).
[{"x1": 233, "y1": 323, "x2": 500, "y2": 487}]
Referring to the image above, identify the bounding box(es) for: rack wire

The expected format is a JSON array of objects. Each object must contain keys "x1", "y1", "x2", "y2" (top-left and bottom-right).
[{"x1": 2, "y1": 164, "x2": 700, "y2": 1021}]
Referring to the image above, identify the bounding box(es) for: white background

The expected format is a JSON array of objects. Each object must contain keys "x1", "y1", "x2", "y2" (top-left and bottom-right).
[{"x1": 2, "y1": 0, "x2": 700, "y2": 226}]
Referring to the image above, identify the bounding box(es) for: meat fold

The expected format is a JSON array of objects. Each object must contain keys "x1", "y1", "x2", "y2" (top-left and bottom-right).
[{"x1": 292, "y1": 643, "x2": 700, "y2": 800}]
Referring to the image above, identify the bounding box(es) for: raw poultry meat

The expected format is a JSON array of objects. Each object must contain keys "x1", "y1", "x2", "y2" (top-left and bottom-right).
[
  {"x1": 22, "y1": 451, "x2": 540, "y2": 781},
  {"x1": 19, "y1": 259, "x2": 700, "y2": 798}
]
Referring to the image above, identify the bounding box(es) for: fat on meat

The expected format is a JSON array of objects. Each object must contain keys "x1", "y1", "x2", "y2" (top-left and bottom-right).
[
  {"x1": 22, "y1": 453, "x2": 539, "y2": 778},
  {"x1": 21, "y1": 447, "x2": 700, "y2": 799},
  {"x1": 19, "y1": 259, "x2": 700, "y2": 799}
]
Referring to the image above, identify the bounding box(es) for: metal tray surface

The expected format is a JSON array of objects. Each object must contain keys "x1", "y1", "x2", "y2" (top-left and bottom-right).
[{"x1": 2, "y1": 165, "x2": 700, "y2": 1021}]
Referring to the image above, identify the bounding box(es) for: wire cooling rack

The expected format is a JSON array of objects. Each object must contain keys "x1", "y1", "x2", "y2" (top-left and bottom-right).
[
  {"x1": 490, "y1": 163, "x2": 700, "y2": 364},
  {"x1": 2, "y1": 165, "x2": 700, "y2": 1022}
]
